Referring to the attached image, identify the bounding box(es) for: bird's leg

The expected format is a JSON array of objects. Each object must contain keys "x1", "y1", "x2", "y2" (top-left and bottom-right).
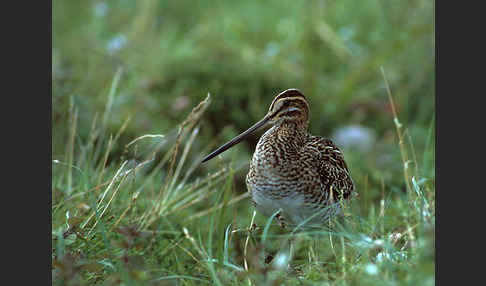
[
  {"x1": 275, "y1": 209, "x2": 295, "y2": 264},
  {"x1": 289, "y1": 235, "x2": 295, "y2": 263},
  {"x1": 275, "y1": 210, "x2": 287, "y2": 229}
]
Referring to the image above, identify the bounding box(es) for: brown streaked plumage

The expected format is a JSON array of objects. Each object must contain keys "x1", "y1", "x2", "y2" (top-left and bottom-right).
[{"x1": 202, "y1": 89, "x2": 354, "y2": 228}]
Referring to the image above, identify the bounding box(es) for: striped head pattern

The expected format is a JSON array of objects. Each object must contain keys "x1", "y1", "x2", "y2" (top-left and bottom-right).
[{"x1": 267, "y1": 89, "x2": 310, "y2": 124}]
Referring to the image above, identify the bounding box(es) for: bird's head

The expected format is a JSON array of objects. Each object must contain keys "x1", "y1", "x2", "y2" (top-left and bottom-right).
[{"x1": 201, "y1": 89, "x2": 309, "y2": 163}]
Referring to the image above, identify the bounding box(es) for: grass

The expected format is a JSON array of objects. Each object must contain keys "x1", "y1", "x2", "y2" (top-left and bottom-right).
[
  {"x1": 51, "y1": 88, "x2": 434, "y2": 285},
  {"x1": 52, "y1": 1, "x2": 434, "y2": 285}
]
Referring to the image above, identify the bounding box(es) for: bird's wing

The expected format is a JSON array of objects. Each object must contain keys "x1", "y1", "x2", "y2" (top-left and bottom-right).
[{"x1": 307, "y1": 136, "x2": 354, "y2": 201}]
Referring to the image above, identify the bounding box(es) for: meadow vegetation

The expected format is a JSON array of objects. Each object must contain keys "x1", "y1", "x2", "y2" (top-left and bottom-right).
[{"x1": 52, "y1": 1, "x2": 435, "y2": 285}]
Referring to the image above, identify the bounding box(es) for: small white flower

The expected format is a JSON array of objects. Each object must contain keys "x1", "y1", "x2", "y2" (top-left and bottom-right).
[
  {"x1": 265, "y1": 42, "x2": 280, "y2": 58},
  {"x1": 360, "y1": 234, "x2": 373, "y2": 243},
  {"x1": 365, "y1": 263, "x2": 378, "y2": 275},
  {"x1": 354, "y1": 234, "x2": 374, "y2": 249},
  {"x1": 374, "y1": 239, "x2": 384, "y2": 246},
  {"x1": 272, "y1": 253, "x2": 289, "y2": 270},
  {"x1": 106, "y1": 35, "x2": 127, "y2": 54},
  {"x1": 376, "y1": 252, "x2": 390, "y2": 263},
  {"x1": 94, "y1": 2, "x2": 108, "y2": 17},
  {"x1": 333, "y1": 125, "x2": 376, "y2": 152}
]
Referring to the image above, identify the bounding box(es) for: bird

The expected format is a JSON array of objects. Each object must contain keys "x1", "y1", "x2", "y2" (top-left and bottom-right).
[{"x1": 202, "y1": 89, "x2": 354, "y2": 228}]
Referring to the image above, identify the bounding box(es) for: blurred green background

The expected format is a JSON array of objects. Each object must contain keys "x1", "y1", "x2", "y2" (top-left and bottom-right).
[
  {"x1": 53, "y1": 0, "x2": 434, "y2": 172},
  {"x1": 52, "y1": 0, "x2": 434, "y2": 284}
]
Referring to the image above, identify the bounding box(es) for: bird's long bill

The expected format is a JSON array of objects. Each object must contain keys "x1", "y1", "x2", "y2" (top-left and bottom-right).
[{"x1": 201, "y1": 114, "x2": 271, "y2": 163}]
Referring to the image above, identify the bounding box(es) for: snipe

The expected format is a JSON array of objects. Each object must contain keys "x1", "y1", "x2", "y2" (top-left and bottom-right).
[{"x1": 202, "y1": 89, "x2": 354, "y2": 228}]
